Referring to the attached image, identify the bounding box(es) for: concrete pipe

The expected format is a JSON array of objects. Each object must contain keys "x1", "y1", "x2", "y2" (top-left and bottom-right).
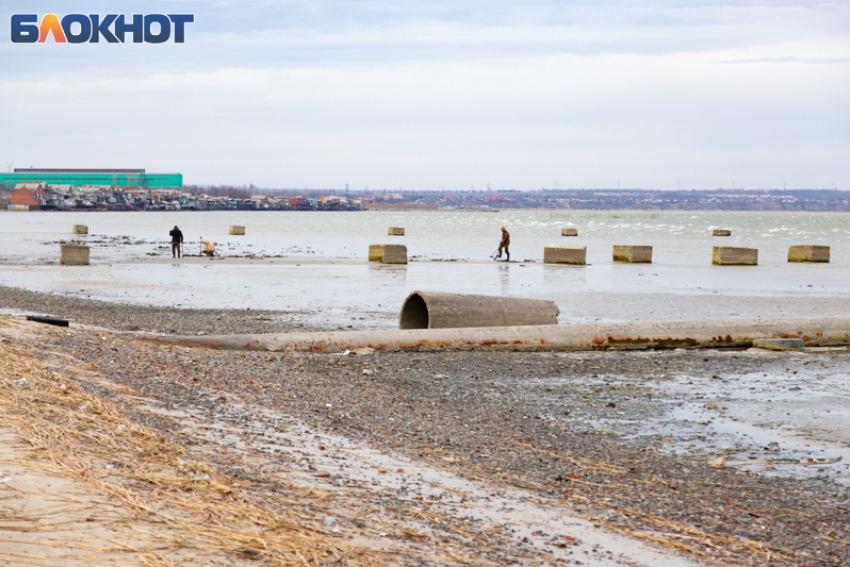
[
  {"x1": 147, "y1": 315, "x2": 850, "y2": 353},
  {"x1": 398, "y1": 290, "x2": 559, "y2": 330}
]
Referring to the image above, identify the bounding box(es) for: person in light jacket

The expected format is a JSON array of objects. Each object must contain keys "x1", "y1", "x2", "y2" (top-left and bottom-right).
[{"x1": 200, "y1": 237, "x2": 215, "y2": 257}]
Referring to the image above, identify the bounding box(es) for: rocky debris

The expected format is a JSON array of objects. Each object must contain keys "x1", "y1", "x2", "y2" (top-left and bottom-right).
[{"x1": 15, "y1": 322, "x2": 850, "y2": 567}]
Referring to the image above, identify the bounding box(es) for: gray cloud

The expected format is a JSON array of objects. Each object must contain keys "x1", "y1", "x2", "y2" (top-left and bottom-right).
[{"x1": 1, "y1": 0, "x2": 848, "y2": 189}]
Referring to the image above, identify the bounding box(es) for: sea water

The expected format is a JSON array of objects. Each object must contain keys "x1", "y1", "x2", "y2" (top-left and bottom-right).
[{"x1": 0, "y1": 210, "x2": 848, "y2": 324}]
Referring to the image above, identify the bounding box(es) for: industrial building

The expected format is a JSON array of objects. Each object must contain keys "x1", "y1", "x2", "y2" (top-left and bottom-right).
[{"x1": 0, "y1": 168, "x2": 182, "y2": 189}]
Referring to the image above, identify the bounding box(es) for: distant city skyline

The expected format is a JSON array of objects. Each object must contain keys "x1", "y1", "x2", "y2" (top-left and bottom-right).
[{"x1": 2, "y1": 0, "x2": 848, "y2": 190}]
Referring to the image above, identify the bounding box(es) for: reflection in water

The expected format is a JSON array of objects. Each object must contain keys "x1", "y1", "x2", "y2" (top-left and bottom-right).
[
  {"x1": 368, "y1": 263, "x2": 407, "y2": 284},
  {"x1": 498, "y1": 264, "x2": 510, "y2": 295},
  {"x1": 543, "y1": 263, "x2": 587, "y2": 286}
]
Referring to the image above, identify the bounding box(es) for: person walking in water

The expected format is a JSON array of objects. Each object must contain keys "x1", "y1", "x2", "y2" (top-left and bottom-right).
[
  {"x1": 496, "y1": 226, "x2": 510, "y2": 262},
  {"x1": 169, "y1": 225, "x2": 184, "y2": 259}
]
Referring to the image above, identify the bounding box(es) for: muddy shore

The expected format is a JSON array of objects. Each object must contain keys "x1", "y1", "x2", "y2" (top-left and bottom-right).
[{"x1": 3, "y1": 294, "x2": 848, "y2": 565}]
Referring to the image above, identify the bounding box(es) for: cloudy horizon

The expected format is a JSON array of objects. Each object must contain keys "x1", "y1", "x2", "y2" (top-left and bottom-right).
[{"x1": 1, "y1": 0, "x2": 848, "y2": 190}]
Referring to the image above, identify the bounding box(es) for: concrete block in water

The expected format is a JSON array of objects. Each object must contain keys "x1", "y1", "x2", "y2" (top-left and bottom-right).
[
  {"x1": 229, "y1": 226, "x2": 246, "y2": 235},
  {"x1": 388, "y1": 227, "x2": 405, "y2": 236},
  {"x1": 752, "y1": 338, "x2": 805, "y2": 351},
  {"x1": 788, "y1": 245, "x2": 830, "y2": 263},
  {"x1": 400, "y1": 290, "x2": 559, "y2": 329},
  {"x1": 713, "y1": 247, "x2": 757, "y2": 265},
  {"x1": 613, "y1": 245, "x2": 652, "y2": 263},
  {"x1": 60, "y1": 244, "x2": 89, "y2": 266},
  {"x1": 72, "y1": 225, "x2": 88, "y2": 235},
  {"x1": 561, "y1": 228, "x2": 578, "y2": 236},
  {"x1": 544, "y1": 245, "x2": 586, "y2": 265},
  {"x1": 369, "y1": 244, "x2": 407, "y2": 264},
  {"x1": 382, "y1": 245, "x2": 407, "y2": 264},
  {"x1": 713, "y1": 229, "x2": 732, "y2": 236}
]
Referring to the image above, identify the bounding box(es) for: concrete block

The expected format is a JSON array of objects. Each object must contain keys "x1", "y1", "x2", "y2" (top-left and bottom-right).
[
  {"x1": 788, "y1": 245, "x2": 830, "y2": 263},
  {"x1": 60, "y1": 244, "x2": 90, "y2": 266},
  {"x1": 561, "y1": 228, "x2": 578, "y2": 236},
  {"x1": 752, "y1": 338, "x2": 805, "y2": 351},
  {"x1": 382, "y1": 245, "x2": 408, "y2": 264},
  {"x1": 713, "y1": 246, "x2": 757, "y2": 265},
  {"x1": 613, "y1": 245, "x2": 652, "y2": 263},
  {"x1": 544, "y1": 245, "x2": 586, "y2": 265},
  {"x1": 713, "y1": 229, "x2": 732, "y2": 237},
  {"x1": 229, "y1": 225, "x2": 245, "y2": 235},
  {"x1": 72, "y1": 225, "x2": 88, "y2": 235},
  {"x1": 369, "y1": 244, "x2": 407, "y2": 264},
  {"x1": 388, "y1": 227, "x2": 405, "y2": 236}
]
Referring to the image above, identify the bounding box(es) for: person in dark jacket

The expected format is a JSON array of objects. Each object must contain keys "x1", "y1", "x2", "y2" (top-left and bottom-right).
[
  {"x1": 496, "y1": 226, "x2": 510, "y2": 262},
  {"x1": 169, "y1": 226, "x2": 184, "y2": 258}
]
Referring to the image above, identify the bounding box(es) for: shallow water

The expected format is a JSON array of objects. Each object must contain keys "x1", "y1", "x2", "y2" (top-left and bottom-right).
[
  {"x1": 553, "y1": 348, "x2": 850, "y2": 486},
  {"x1": 1, "y1": 210, "x2": 849, "y2": 323},
  {"x1": 2, "y1": 209, "x2": 849, "y2": 265}
]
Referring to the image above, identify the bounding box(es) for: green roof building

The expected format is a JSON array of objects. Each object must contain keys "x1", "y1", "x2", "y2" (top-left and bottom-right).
[{"x1": 0, "y1": 169, "x2": 182, "y2": 189}]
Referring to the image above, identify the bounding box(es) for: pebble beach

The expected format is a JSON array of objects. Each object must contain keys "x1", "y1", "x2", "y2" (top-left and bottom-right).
[{"x1": 1, "y1": 287, "x2": 849, "y2": 566}]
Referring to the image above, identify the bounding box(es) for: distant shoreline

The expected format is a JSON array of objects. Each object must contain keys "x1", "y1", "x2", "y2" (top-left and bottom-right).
[
  {"x1": 3, "y1": 207, "x2": 850, "y2": 214},
  {"x1": 495, "y1": 207, "x2": 850, "y2": 213}
]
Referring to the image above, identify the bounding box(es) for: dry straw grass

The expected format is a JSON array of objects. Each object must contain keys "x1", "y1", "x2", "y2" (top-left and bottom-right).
[{"x1": 0, "y1": 337, "x2": 408, "y2": 567}]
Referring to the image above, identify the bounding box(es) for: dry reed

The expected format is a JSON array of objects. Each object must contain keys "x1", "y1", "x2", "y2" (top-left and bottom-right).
[{"x1": 0, "y1": 337, "x2": 411, "y2": 566}]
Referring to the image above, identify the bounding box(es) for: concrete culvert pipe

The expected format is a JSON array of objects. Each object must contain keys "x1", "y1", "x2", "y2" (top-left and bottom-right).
[{"x1": 399, "y1": 290, "x2": 559, "y2": 330}]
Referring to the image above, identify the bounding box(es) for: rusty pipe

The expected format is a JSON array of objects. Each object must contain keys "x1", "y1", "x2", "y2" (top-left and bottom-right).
[{"x1": 146, "y1": 315, "x2": 850, "y2": 353}]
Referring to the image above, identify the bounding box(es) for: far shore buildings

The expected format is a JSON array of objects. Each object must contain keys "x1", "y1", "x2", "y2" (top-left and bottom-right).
[
  {"x1": 0, "y1": 167, "x2": 361, "y2": 211},
  {"x1": 1, "y1": 168, "x2": 183, "y2": 211},
  {"x1": 1, "y1": 168, "x2": 182, "y2": 189}
]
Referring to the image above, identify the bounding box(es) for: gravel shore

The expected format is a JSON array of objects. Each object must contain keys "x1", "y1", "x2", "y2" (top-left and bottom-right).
[
  {"x1": 0, "y1": 284, "x2": 321, "y2": 334},
  {"x1": 11, "y1": 306, "x2": 849, "y2": 566}
]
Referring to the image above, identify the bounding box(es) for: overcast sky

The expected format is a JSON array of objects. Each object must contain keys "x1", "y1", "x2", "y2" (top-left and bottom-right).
[{"x1": 1, "y1": 0, "x2": 848, "y2": 190}]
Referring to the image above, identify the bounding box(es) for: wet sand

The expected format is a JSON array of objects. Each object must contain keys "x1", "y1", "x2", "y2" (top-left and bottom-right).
[{"x1": 2, "y1": 259, "x2": 850, "y2": 331}]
